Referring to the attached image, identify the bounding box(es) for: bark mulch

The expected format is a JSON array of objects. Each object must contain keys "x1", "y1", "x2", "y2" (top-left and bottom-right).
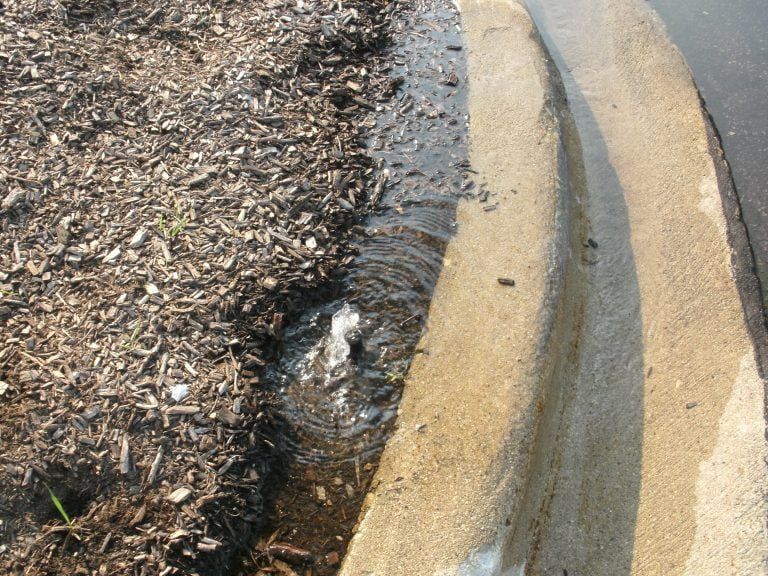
[{"x1": 0, "y1": 0, "x2": 395, "y2": 574}]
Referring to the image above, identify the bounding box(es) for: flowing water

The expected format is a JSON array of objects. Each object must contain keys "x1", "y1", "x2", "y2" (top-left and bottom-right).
[{"x1": 256, "y1": 0, "x2": 470, "y2": 568}]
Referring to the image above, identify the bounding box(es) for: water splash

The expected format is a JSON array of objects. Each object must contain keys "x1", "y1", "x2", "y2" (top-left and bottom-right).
[
  {"x1": 267, "y1": 0, "x2": 469, "y2": 468},
  {"x1": 326, "y1": 304, "x2": 360, "y2": 375}
]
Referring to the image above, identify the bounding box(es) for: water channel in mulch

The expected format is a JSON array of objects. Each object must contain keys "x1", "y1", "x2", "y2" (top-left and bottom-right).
[{"x1": 245, "y1": 0, "x2": 471, "y2": 573}]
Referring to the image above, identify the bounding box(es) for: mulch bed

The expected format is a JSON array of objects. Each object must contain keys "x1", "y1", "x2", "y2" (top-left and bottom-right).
[{"x1": 0, "y1": 0, "x2": 397, "y2": 573}]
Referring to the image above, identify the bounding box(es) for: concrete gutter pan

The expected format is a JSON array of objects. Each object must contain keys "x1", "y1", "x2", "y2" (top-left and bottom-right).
[{"x1": 339, "y1": 0, "x2": 768, "y2": 574}]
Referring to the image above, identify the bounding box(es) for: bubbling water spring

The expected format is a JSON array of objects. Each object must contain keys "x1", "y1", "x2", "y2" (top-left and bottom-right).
[
  {"x1": 266, "y1": 0, "x2": 469, "y2": 468},
  {"x1": 257, "y1": 0, "x2": 471, "y2": 565}
]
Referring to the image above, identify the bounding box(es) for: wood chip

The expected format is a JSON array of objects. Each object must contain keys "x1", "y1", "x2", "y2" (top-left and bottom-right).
[
  {"x1": 217, "y1": 408, "x2": 242, "y2": 427},
  {"x1": 119, "y1": 434, "x2": 132, "y2": 474},
  {"x1": 167, "y1": 487, "x2": 193, "y2": 505},
  {"x1": 147, "y1": 446, "x2": 164, "y2": 486},
  {"x1": 165, "y1": 405, "x2": 200, "y2": 416},
  {"x1": 0, "y1": 0, "x2": 419, "y2": 571}
]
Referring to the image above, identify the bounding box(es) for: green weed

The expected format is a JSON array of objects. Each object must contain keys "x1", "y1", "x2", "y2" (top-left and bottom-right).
[
  {"x1": 45, "y1": 484, "x2": 72, "y2": 526},
  {"x1": 122, "y1": 322, "x2": 143, "y2": 349},
  {"x1": 44, "y1": 482, "x2": 80, "y2": 540},
  {"x1": 157, "y1": 210, "x2": 189, "y2": 239}
]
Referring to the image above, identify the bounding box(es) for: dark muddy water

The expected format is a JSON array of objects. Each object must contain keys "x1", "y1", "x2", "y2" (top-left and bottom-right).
[
  {"x1": 253, "y1": 0, "x2": 469, "y2": 570},
  {"x1": 648, "y1": 0, "x2": 768, "y2": 307}
]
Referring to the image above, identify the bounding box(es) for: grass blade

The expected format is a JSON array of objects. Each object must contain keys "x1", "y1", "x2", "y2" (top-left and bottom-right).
[{"x1": 44, "y1": 483, "x2": 72, "y2": 526}]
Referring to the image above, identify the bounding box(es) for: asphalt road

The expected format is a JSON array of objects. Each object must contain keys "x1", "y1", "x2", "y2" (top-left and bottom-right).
[{"x1": 649, "y1": 0, "x2": 768, "y2": 308}]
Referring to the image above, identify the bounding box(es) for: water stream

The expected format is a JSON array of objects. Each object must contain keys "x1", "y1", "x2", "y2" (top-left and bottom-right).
[{"x1": 256, "y1": 0, "x2": 470, "y2": 568}]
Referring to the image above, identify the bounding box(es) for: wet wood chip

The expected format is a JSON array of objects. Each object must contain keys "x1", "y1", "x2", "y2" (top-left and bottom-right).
[
  {"x1": 267, "y1": 543, "x2": 315, "y2": 565},
  {"x1": 323, "y1": 551, "x2": 341, "y2": 566},
  {"x1": 444, "y1": 72, "x2": 460, "y2": 86}
]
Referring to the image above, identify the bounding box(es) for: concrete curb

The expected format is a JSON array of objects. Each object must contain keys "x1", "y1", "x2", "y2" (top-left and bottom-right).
[
  {"x1": 340, "y1": 0, "x2": 768, "y2": 574},
  {"x1": 339, "y1": 1, "x2": 585, "y2": 573}
]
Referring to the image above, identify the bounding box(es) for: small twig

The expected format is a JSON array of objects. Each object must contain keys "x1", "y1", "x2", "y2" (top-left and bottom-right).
[{"x1": 147, "y1": 445, "x2": 164, "y2": 486}]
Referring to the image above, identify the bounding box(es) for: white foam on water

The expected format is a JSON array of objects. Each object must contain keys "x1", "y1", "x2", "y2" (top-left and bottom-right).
[
  {"x1": 325, "y1": 303, "x2": 360, "y2": 373},
  {"x1": 290, "y1": 304, "x2": 360, "y2": 390}
]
